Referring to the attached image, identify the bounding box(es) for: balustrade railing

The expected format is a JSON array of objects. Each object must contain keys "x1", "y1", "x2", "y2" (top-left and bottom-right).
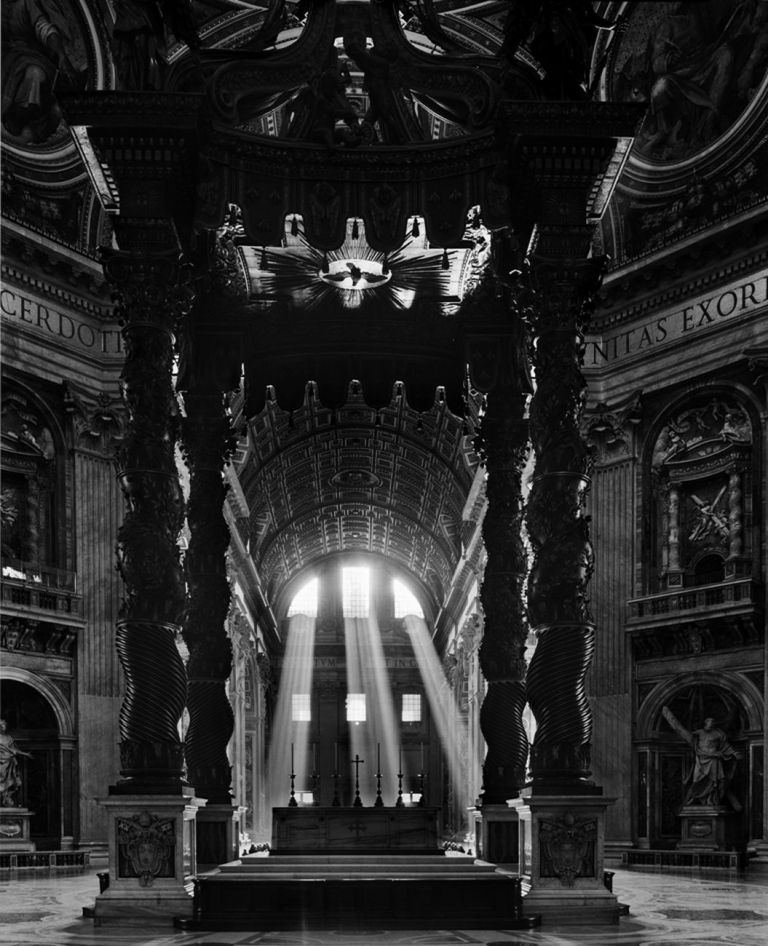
[
  {"x1": 1, "y1": 559, "x2": 80, "y2": 615},
  {"x1": 627, "y1": 578, "x2": 757, "y2": 625}
]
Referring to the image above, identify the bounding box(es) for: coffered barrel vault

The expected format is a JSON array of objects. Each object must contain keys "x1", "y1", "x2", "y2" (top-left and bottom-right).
[{"x1": 240, "y1": 378, "x2": 475, "y2": 616}]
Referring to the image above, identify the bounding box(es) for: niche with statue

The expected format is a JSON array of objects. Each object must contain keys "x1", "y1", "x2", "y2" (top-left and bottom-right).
[{"x1": 649, "y1": 395, "x2": 754, "y2": 591}]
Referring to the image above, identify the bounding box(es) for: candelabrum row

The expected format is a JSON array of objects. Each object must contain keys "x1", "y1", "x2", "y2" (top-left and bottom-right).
[{"x1": 287, "y1": 748, "x2": 427, "y2": 808}]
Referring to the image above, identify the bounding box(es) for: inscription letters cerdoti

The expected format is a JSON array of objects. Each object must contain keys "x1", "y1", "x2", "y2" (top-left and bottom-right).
[{"x1": 1, "y1": 289, "x2": 123, "y2": 354}]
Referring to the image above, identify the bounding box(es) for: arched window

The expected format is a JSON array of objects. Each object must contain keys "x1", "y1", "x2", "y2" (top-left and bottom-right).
[
  {"x1": 392, "y1": 578, "x2": 423, "y2": 619},
  {"x1": 287, "y1": 578, "x2": 318, "y2": 617}
]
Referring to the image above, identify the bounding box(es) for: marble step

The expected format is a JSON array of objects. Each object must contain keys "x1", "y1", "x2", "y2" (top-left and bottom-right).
[
  {"x1": 222, "y1": 853, "x2": 497, "y2": 877},
  {"x1": 187, "y1": 863, "x2": 534, "y2": 931}
]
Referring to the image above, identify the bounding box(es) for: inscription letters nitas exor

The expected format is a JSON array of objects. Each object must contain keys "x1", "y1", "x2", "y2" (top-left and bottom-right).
[
  {"x1": 586, "y1": 273, "x2": 767, "y2": 365},
  {"x1": 1, "y1": 289, "x2": 123, "y2": 354}
]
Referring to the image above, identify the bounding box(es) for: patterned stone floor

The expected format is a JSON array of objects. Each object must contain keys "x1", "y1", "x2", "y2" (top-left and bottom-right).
[{"x1": 1, "y1": 866, "x2": 767, "y2": 946}]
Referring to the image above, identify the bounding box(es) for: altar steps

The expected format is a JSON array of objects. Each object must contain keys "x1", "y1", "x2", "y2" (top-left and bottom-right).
[{"x1": 181, "y1": 853, "x2": 540, "y2": 931}]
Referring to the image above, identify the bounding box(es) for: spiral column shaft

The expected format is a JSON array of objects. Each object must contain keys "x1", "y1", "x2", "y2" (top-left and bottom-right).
[
  {"x1": 525, "y1": 255, "x2": 603, "y2": 793},
  {"x1": 104, "y1": 247, "x2": 193, "y2": 793},
  {"x1": 464, "y1": 253, "x2": 532, "y2": 804},
  {"x1": 180, "y1": 388, "x2": 236, "y2": 804}
]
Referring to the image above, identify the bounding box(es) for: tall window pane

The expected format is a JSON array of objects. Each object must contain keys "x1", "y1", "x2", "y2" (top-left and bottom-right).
[
  {"x1": 346, "y1": 693, "x2": 366, "y2": 722},
  {"x1": 342, "y1": 567, "x2": 369, "y2": 618},
  {"x1": 393, "y1": 578, "x2": 423, "y2": 618},
  {"x1": 402, "y1": 693, "x2": 421, "y2": 723},
  {"x1": 288, "y1": 578, "x2": 318, "y2": 618},
  {"x1": 292, "y1": 693, "x2": 311, "y2": 722}
]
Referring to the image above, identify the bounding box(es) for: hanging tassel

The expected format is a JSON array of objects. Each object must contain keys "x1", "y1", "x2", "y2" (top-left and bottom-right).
[
  {"x1": 352, "y1": 218, "x2": 360, "y2": 239},
  {"x1": 321, "y1": 251, "x2": 329, "y2": 274},
  {"x1": 382, "y1": 254, "x2": 390, "y2": 275},
  {"x1": 441, "y1": 248, "x2": 449, "y2": 270},
  {"x1": 411, "y1": 216, "x2": 420, "y2": 238},
  {"x1": 260, "y1": 247, "x2": 268, "y2": 269},
  {"x1": 291, "y1": 216, "x2": 299, "y2": 236}
]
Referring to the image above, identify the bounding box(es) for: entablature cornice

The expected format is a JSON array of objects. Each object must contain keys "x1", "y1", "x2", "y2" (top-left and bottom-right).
[
  {"x1": 1, "y1": 222, "x2": 110, "y2": 319},
  {"x1": 594, "y1": 206, "x2": 768, "y2": 332}
]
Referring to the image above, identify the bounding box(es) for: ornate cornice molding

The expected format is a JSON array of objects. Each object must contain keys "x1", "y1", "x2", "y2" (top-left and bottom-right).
[
  {"x1": 595, "y1": 215, "x2": 768, "y2": 331},
  {"x1": 1, "y1": 230, "x2": 110, "y2": 320}
]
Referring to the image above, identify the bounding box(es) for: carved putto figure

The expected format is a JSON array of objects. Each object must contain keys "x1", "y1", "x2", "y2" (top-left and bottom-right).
[
  {"x1": 0, "y1": 719, "x2": 32, "y2": 807},
  {"x1": 662, "y1": 706, "x2": 742, "y2": 809}
]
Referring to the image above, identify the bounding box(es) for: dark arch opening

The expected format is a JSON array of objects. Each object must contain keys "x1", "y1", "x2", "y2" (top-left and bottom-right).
[
  {"x1": 693, "y1": 554, "x2": 725, "y2": 586},
  {"x1": 0, "y1": 679, "x2": 62, "y2": 847}
]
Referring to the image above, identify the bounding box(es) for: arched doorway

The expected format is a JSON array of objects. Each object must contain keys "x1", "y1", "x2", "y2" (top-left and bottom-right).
[{"x1": 0, "y1": 679, "x2": 73, "y2": 850}]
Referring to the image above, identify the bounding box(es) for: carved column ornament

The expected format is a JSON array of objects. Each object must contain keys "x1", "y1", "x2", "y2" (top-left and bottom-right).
[
  {"x1": 525, "y1": 254, "x2": 604, "y2": 792},
  {"x1": 178, "y1": 251, "x2": 243, "y2": 806},
  {"x1": 117, "y1": 811, "x2": 175, "y2": 886},
  {"x1": 104, "y1": 246, "x2": 194, "y2": 793},
  {"x1": 462, "y1": 244, "x2": 532, "y2": 803},
  {"x1": 539, "y1": 810, "x2": 597, "y2": 887},
  {"x1": 496, "y1": 100, "x2": 642, "y2": 796}
]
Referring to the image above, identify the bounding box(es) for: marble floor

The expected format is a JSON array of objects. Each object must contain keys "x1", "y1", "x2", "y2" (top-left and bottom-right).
[{"x1": 1, "y1": 866, "x2": 767, "y2": 946}]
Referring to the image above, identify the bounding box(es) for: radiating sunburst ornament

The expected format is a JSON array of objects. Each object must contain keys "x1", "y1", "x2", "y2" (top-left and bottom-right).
[{"x1": 243, "y1": 216, "x2": 464, "y2": 310}]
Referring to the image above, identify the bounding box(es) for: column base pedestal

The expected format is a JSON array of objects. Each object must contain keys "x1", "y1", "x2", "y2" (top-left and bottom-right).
[
  {"x1": 509, "y1": 793, "x2": 620, "y2": 925},
  {"x1": 196, "y1": 802, "x2": 242, "y2": 866},
  {"x1": 93, "y1": 792, "x2": 202, "y2": 927},
  {"x1": 472, "y1": 804, "x2": 519, "y2": 864},
  {"x1": 0, "y1": 808, "x2": 36, "y2": 853},
  {"x1": 677, "y1": 805, "x2": 741, "y2": 851}
]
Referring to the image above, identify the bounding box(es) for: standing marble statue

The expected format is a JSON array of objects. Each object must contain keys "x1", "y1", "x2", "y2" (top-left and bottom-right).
[
  {"x1": 662, "y1": 706, "x2": 742, "y2": 809},
  {"x1": 0, "y1": 719, "x2": 32, "y2": 807}
]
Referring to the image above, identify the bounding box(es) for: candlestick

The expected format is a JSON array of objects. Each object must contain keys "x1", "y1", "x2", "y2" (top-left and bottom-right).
[
  {"x1": 420, "y1": 741, "x2": 424, "y2": 772},
  {"x1": 375, "y1": 742, "x2": 383, "y2": 807},
  {"x1": 334, "y1": 741, "x2": 339, "y2": 772},
  {"x1": 288, "y1": 742, "x2": 297, "y2": 807},
  {"x1": 352, "y1": 753, "x2": 365, "y2": 808}
]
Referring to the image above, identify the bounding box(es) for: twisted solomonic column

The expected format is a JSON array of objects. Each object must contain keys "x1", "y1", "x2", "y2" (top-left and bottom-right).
[
  {"x1": 178, "y1": 230, "x2": 244, "y2": 806},
  {"x1": 464, "y1": 253, "x2": 532, "y2": 803},
  {"x1": 104, "y1": 247, "x2": 194, "y2": 794},
  {"x1": 180, "y1": 387, "x2": 237, "y2": 803},
  {"x1": 524, "y1": 255, "x2": 605, "y2": 793}
]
